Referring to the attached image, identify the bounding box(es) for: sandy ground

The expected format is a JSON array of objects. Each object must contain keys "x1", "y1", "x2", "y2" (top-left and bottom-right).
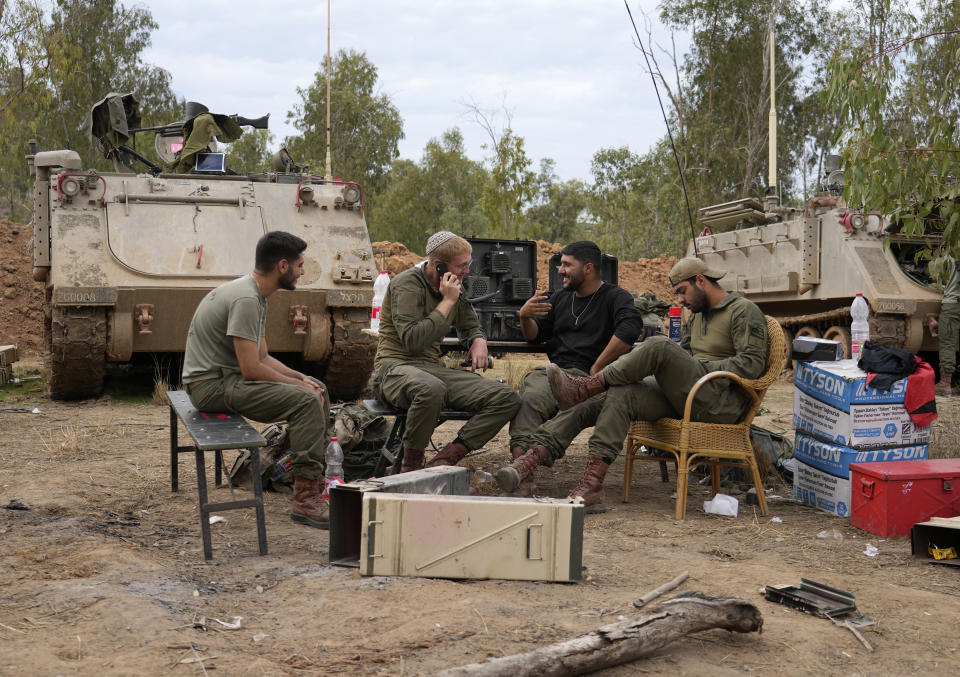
[{"x1": 1, "y1": 360, "x2": 959, "y2": 676}]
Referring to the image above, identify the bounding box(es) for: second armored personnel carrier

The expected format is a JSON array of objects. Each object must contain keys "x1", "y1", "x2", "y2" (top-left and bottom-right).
[
  {"x1": 690, "y1": 163, "x2": 942, "y2": 360},
  {"x1": 28, "y1": 94, "x2": 377, "y2": 400}
]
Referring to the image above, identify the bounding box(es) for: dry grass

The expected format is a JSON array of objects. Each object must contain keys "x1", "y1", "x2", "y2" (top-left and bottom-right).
[
  {"x1": 930, "y1": 396, "x2": 960, "y2": 458},
  {"x1": 150, "y1": 355, "x2": 177, "y2": 406},
  {"x1": 502, "y1": 355, "x2": 541, "y2": 390}
]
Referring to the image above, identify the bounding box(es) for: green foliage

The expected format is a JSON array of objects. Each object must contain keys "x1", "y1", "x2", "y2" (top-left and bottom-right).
[
  {"x1": 223, "y1": 129, "x2": 274, "y2": 175},
  {"x1": 525, "y1": 159, "x2": 588, "y2": 243},
  {"x1": 479, "y1": 127, "x2": 535, "y2": 239},
  {"x1": 369, "y1": 128, "x2": 487, "y2": 248},
  {"x1": 0, "y1": 0, "x2": 180, "y2": 219},
  {"x1": 826, "y1": 1, "x2": 960, "y2": 261},
  {"x1": 285, "y1": 49, "x2": 404, "y2": 197}
]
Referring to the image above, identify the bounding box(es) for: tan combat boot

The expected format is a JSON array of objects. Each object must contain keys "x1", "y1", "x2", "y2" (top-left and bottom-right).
[
  {"x1": 547, "y1": 363, "x2": 606, "y2": 410},
  {"x1": 290, "y1": 477, "x2": 330, "y2": 529},
  {"x1": 425, "y1": 440, "x2": 470, "y2": 468},
  {"x1": 568, "y1": 454, "x2": 610, "y2": 514},
  {"x1": 936, "y1": 372, "x2": 954, "y2": 397},
  {"x1": 496, "y1": 445, "x2": 549, "y2": 495},
  {"x1": 400, "y1": 448, "x2": 425, "y2": 473}
]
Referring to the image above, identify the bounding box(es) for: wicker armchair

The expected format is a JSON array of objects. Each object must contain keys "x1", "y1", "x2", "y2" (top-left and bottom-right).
[{"x1": 621, "y1": 316, "x2": 788, "y2": 519}]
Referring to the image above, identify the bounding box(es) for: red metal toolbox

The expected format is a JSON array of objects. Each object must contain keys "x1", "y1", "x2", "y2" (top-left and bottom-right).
[{"x1": 849, "y1": 459, "x2": 960, "y2": 537}]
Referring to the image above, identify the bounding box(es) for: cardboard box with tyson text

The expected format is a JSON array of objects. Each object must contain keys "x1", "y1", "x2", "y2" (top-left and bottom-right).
[
  {"x1": 793, "y1": 388, "x2": 929, "y2": 449},
  {"x1": 793, "y1": 432, "x2": 928, "y2": 479},
  {"x1": 794, "y1": 359, "x2": 908, "y2": 410},
  {"x1": 793, "y1": 458, "x2": 852, "y2": 518}
]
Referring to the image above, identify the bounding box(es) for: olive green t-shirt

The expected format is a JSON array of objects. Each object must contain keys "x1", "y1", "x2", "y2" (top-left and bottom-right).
[{"x1": 181, "y1": 275, "x2": 266, "y2": 383}]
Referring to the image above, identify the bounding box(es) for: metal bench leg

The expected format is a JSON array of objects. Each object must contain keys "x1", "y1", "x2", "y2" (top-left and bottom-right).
[
  {"x1": 215, "y1": 450, "x2": 223, "y2": 487},
  {"x1": 659, "y1": 460, "x2": 669, "y2": 483},
  {"x1": 250, "y1": 446, "x2": 268, "y2": 556},
  {"x1": 195, "y1": 450, "x2": 213, "y2": 560},
  {"x1": 390, "y1": 415, "x2": 408, "y2": 475},
  {"x1": 170, "y1": 406, "x2": 179, "y2": 492}
]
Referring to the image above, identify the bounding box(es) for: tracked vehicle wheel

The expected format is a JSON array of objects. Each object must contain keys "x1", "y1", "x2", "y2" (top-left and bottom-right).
[
  {"x1": 321, "y1": 307, "x2": 375, "y2": 401},
  {"x1": 46, "y1": 305, "x2": 107, "y2": 400}
]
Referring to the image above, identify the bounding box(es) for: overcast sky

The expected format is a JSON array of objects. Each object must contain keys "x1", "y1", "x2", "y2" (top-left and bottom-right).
[{"x1": 142, "y1": 1, "x2": 688, "y2": 182}]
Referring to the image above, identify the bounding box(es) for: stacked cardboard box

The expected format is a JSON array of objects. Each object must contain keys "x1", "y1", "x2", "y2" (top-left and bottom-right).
[
  {"x1": 792, "y1": 359, "x2": 930, "y2": 517},
  {"x1": 0, "y1": 345, "x2": 18, "y2": 385}
]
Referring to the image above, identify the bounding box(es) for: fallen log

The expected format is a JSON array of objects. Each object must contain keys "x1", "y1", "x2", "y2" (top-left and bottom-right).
[{"x1": 435, "y1": 593, "x2": 763, "y2": 677}]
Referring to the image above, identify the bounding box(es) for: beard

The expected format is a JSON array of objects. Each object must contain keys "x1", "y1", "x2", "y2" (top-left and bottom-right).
[
  {"x1": 278, "y1": 268, "x2": 298, "y2": 291},
  {"x1": 562, "y1": 270, "x2": 585, "y2": 292},
  {"x1": 685, "y1": 286, "x2": 708, "y2": 312}
]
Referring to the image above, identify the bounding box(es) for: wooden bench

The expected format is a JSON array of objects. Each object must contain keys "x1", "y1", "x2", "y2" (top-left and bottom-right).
[
  {"x1": 363, "y1": 399, "x2": 475, "y2": 475},
  {"x1": 167, "y1": 390, "x2": 268, "y2": 560}
]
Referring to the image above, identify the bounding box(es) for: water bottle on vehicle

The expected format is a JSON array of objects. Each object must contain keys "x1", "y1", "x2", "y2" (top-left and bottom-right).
[
  {"x1": 323, "y1": 436, "x2": 344, "y2": 500},
  {"x1": 850, "y1": 293, "x2": 870, "y2": 363},
  {"x1": 370, "y1": 270, "x2": 390, "y2": 332}
]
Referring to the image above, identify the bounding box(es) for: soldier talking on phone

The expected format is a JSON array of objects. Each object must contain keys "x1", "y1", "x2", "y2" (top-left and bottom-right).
[{"x1": 372, "y1": 231, "x2": 520, "y2": 473}]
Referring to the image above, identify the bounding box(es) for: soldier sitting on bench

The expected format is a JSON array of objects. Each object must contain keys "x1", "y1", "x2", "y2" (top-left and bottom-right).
[
  {"x1": 373, "y1": 231, "x2": 521, "y2": 473},
  {"x1": 181, "y1": 231, "x2": 331, "y2": 530}
]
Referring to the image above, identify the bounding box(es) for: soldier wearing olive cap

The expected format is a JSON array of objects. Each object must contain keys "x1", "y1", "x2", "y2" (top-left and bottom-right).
[{"x1": 542, "y1": 257, "x2": 768, "y2": 513}]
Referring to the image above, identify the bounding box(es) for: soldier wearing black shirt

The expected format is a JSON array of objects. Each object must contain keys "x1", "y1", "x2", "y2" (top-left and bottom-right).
[{"x1": 496, "y1": 241, "x2": 642, "y2": 495}]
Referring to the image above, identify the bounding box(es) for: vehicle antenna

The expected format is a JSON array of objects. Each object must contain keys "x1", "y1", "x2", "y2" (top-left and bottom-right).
[
  {"x1": 623, "y1": 0, "x2": 698, "y2": 257},
  {"x1": 324, "y1": 0, "x2": 333, "y2": 179}
]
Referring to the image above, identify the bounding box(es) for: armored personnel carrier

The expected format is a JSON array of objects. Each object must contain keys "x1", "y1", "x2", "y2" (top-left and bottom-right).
[
  {"x1": 27, "y1": 94, "x2": 376, "y2": 400},
  {"x1": 690, "y1": 159, "x2": 942, "y2": 360}
]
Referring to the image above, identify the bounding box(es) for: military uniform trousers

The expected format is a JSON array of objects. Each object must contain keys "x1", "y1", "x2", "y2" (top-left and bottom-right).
[
  {"x1": 374, "y1": 360, "x2": 521, "y2": 451},
  {"x1": 509, "y1": 365, "x2": 588, "y2": 456},
  {"x1": 587, "y1": 336, "x2": 750, "y2": 463},
  {"x1": 939, "y1": 301, "x2": 960, "y2": 374},
  {"x1": 188, "y1": 373, "x2": 329, "y2": 480}
]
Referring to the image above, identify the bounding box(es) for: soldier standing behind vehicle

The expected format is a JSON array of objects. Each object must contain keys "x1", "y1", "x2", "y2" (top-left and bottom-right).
[
  {"x1": 373, "y1": 231, "x2": 521, "y2": 473},
  {"x1": 932, "y1": 255, "x2": 960, "y2": 397},
  {"x1": 181, "y1": 232, "x2": 332, "y2": 529},
  {"x1": 545, "y1": 257, "x2": 768, "y2": 513},
  {"x1": 495, "y1": 241, "x2": 643, "y2": 496}
]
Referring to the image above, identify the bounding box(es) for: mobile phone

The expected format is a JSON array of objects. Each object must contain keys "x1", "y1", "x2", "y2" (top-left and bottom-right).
[{"x1": 435, "y1": 261, "x2": 449, "y2": 276}]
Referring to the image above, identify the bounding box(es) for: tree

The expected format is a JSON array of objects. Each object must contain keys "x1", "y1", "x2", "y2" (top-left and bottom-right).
[
  {"x1": 654, "y1": 0, "x2": 830, "y2": 207},
  {"x1": 827, "y1": 1, "x2": 960, "y2": 266},
  {"x1": 285, "y1": 49, "x2": 404, "y2": 198},
  {"x1": 463, "y1": 101, "x2": 535, "y2": 238},
  {"x1": 370, "y1": 128, "x2": 487, "y2": 247},
  {"x1": 525, "y1": 159, "x2": 588, "y2": 244},
  {"x1": 223, "y1": 129, "x2": 275, "y2": 175},
  {"x1": 0, "y1": 0, "x2": 180, "y2": 218},
  {"x1": 589, "y1": 146, "x2": 646, "y2": 258}
]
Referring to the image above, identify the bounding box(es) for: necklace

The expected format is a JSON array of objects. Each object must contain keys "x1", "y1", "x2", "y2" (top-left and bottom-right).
[{"x1": 571, "y1": 282, "x2": 603, "y2": 326}]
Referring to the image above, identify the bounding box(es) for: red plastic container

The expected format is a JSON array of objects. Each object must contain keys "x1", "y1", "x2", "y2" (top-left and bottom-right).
[{"x1": 849, "y1": 459, "x2": 960, "y2": 537}]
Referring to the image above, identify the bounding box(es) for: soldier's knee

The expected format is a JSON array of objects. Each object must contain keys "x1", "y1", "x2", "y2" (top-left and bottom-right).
[{"x1": 410, "y1": 373, "x2": 446, "y2": 403}]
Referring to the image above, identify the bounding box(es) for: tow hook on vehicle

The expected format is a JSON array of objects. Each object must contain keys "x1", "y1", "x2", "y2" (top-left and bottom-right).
[{"x1": 289, "y1": 305, "x2": 308, "y2": 335}]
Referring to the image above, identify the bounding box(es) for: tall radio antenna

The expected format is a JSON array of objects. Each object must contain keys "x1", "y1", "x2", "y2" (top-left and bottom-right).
[
  {"x1": 324, "y1": 0, "x2": 333, "y2": 178},
  {"x1": 623, "y1": 0, "x2": 698, "y2": 257}
]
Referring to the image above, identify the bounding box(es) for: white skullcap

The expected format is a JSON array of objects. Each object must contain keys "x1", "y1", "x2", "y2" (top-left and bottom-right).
[{"x1": 425, "y1": 231, "x2": 458, "y2": 256}]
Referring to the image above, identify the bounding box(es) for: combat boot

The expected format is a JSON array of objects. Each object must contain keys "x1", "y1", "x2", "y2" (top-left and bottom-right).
[
  {"x1": 547, "y1": 363, "x2": 606, "y2": 410},
  {"x1": 496, "y1": 445, "x2": 549, "y2": 494},
  {"x1": 425, "y1": 440, "x2": 471, "y2": 468},
  {"x1": 568, "y1": 454, "x2": 610, "y2": 514},
  {"x1": 936, "y1": 372, "x2": 954, "y2": 397},
  {"x1": 400, "y1": 448, "x2": 425, "y2": 473},
  {"x1": 290, "y1": 477, "x2": 330, "y2": 529}
]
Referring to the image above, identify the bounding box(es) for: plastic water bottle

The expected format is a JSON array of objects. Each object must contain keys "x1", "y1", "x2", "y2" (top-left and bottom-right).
[
  {"x1": 370, "y1": 270, "x2": 390, "y2": 332},
  {"x1": 668, "y1": 306, "x2": 682, "y2": 343},
  {"x1": 323, "y1": 436, "x2": 344, "y2": 500},
  {"x1": 850, "y1": 293, "x2": 870, "y2": 363}
]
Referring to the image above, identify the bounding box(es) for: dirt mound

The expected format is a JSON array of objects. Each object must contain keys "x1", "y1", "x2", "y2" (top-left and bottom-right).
[
  {"x1": 0, "y1": 219, "x2": 43, "y2": 357},
  {"x1": 533, "y1": 240, "x2": 564, "y2": 292},
  {"x1": 618, "y1": 253, "x2": 678, "y2": 302},
  {"x1": 372, "y1": 240, "x2": 424, "y2": 278}
]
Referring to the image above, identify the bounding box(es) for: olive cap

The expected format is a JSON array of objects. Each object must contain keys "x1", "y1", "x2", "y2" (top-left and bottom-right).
[{"x1": 669, "y1": 257, "x2": 727, "y2": 286}]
